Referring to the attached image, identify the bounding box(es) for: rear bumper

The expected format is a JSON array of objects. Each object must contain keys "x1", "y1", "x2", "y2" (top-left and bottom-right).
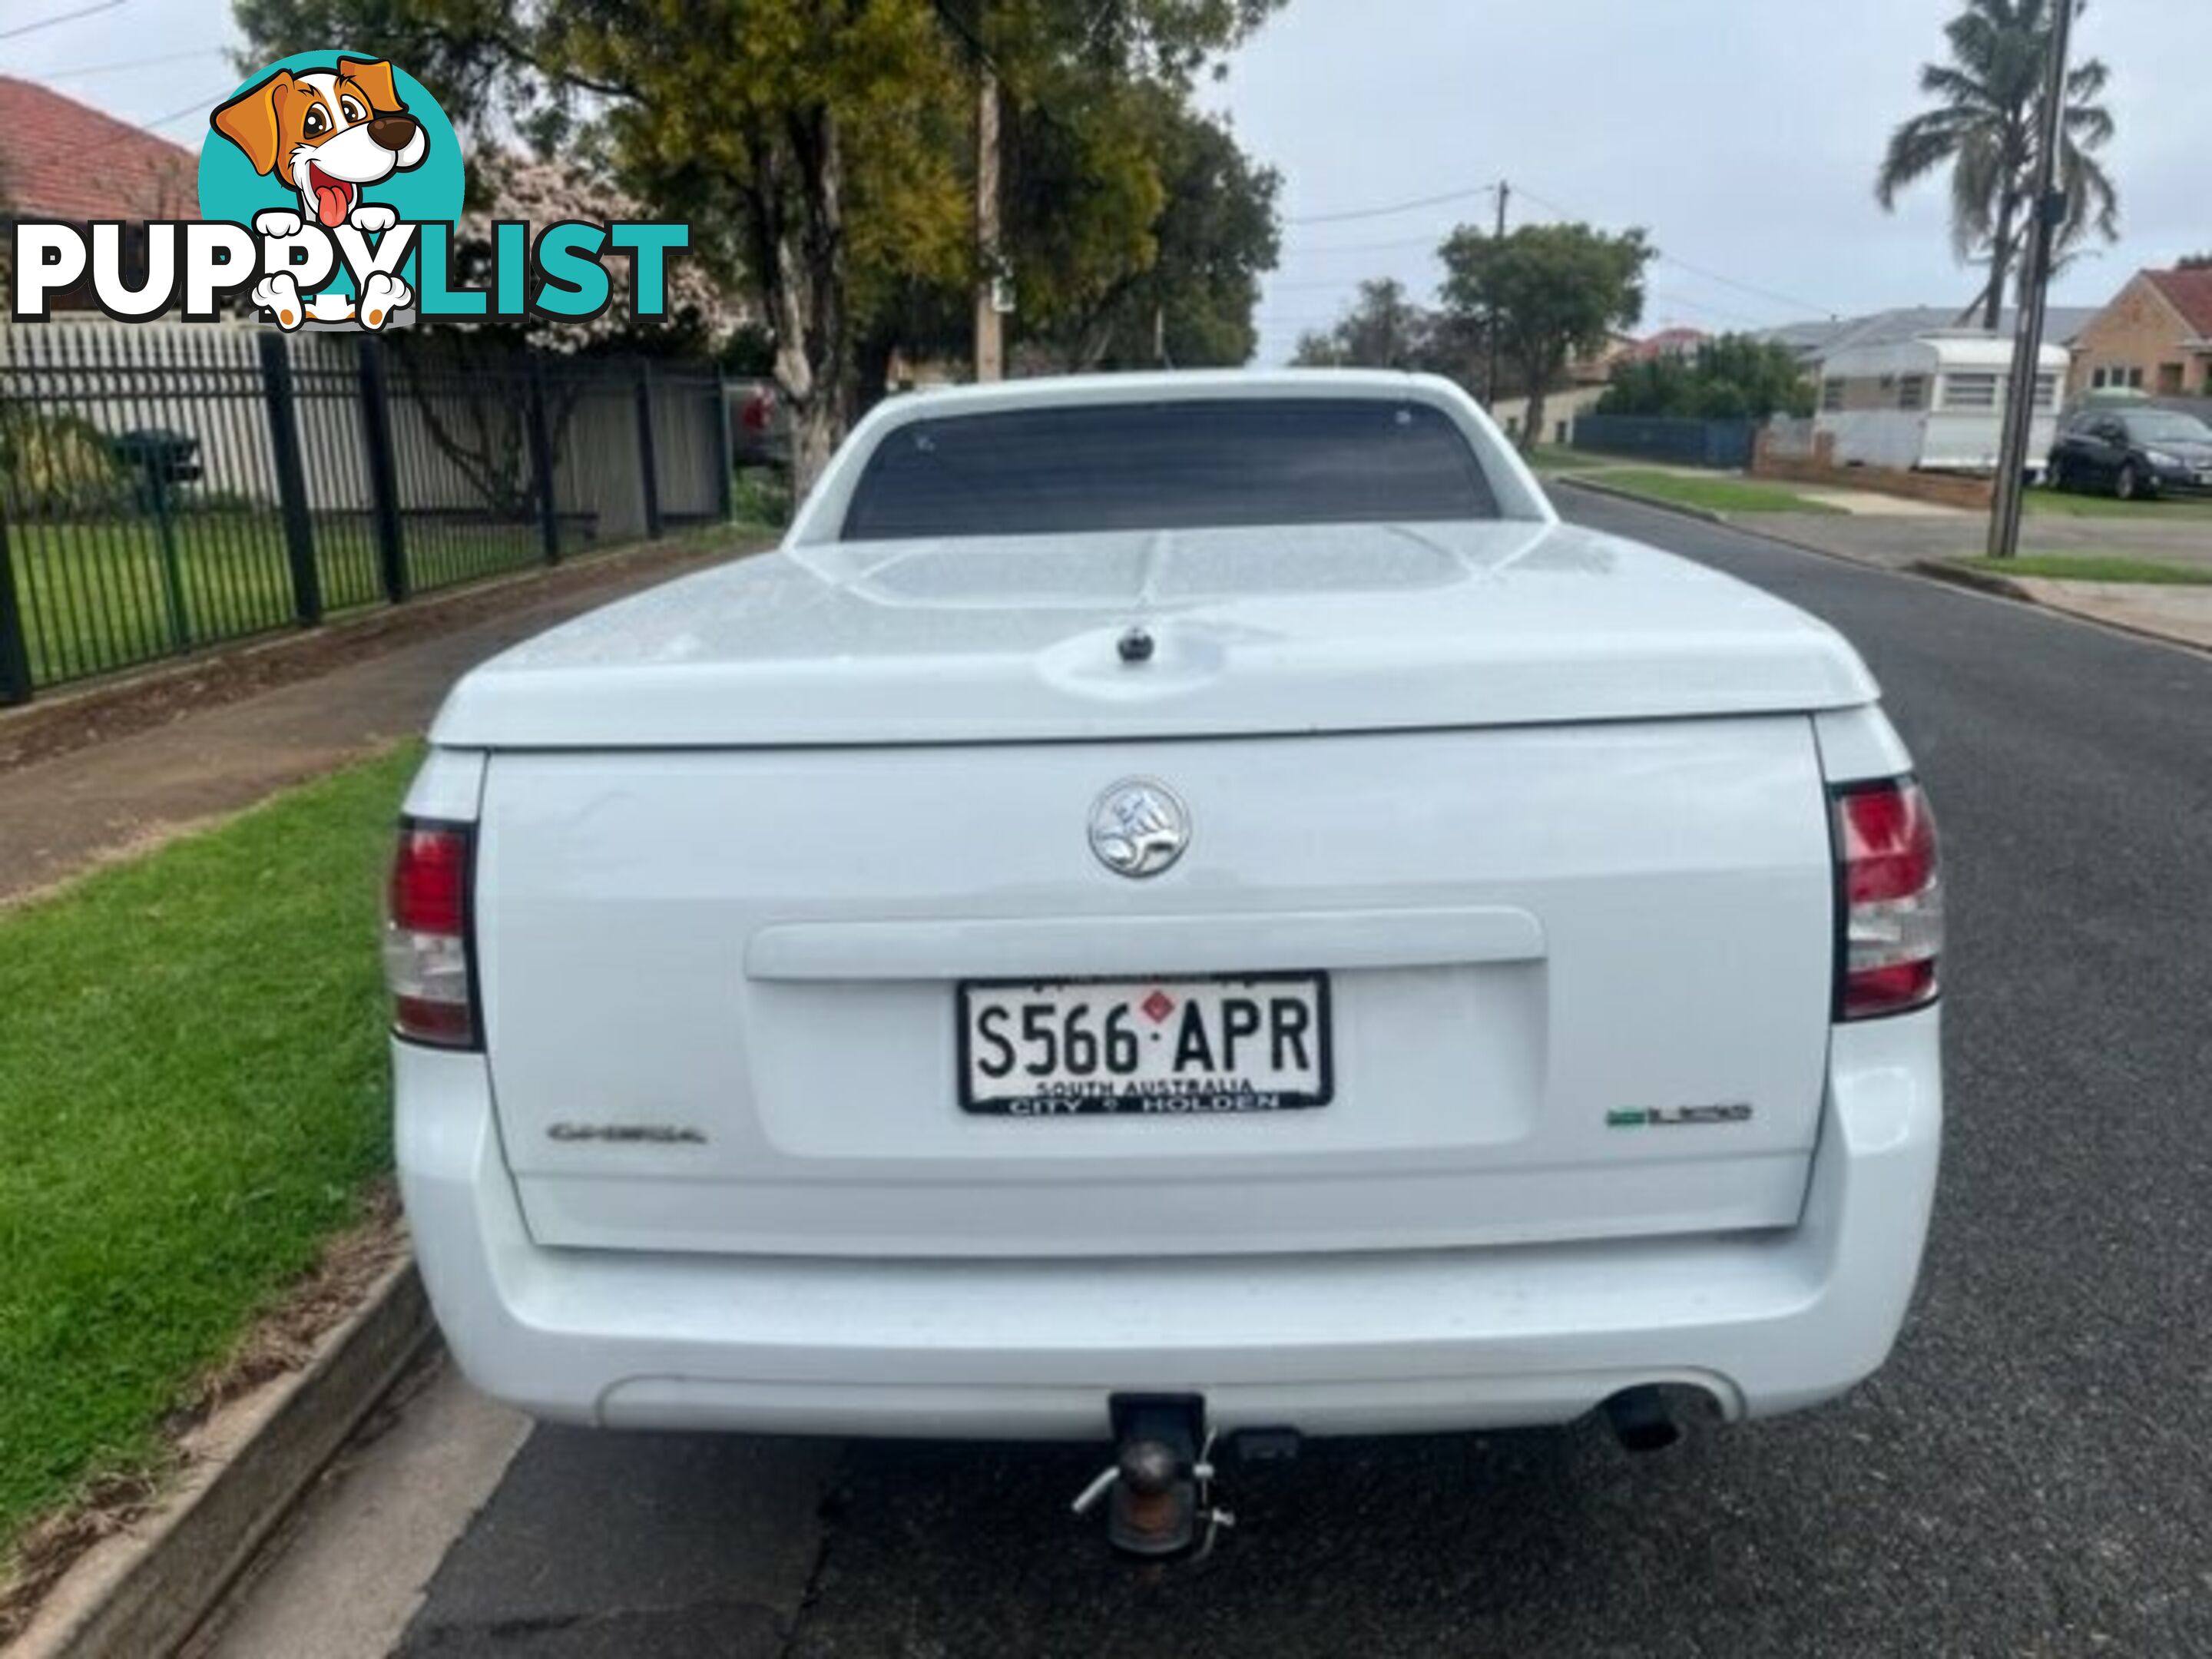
[{"x1": 397, "y1": 1012, "x2": 1940, "y2": 1439}]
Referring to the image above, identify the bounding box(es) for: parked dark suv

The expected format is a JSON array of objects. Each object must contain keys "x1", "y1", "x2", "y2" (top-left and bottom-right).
[{"x1": 2048, "y1": 407, "x2": 2212, "y2": 500}]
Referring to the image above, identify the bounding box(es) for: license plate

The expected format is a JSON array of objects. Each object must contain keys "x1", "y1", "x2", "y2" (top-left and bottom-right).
[{"x1": 959, "y1": 973, "x2": 1333, "y2": 1116}]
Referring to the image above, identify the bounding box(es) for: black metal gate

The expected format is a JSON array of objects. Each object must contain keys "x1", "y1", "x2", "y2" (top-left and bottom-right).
[{"x1": 0, "y1": 323, "x2": 733, "y2": 704}]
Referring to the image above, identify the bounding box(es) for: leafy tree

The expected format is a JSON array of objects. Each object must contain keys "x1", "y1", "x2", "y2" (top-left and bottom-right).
[
  {"x1": 554, "y1": 2, "x2": 979, "y2": 488},
  {"x1": 1598, "y1": 335, "x2": 1815, "y2": 422},
  {"x1": 845, "y1": 95, "x2": 1279, "y2": 390},
  {"x1": 237, "y1": 0, "x2": 1284, "y2": 487},
  {"x1": 2180, "y1": 253, "x2": 2212, "y2": 271},
  {"x1": 1012, "y1": 98, "x2": 1280, "y2": 371},
  {"x1": 1128, "y1": 108, "x2": 1280, "y2": 369},
  {"x1": 1290, "y1": 278, "x2": 1439, "y2": 371},
  {"x1": 1436, "y1": 223, "x2": 1651, "y2": 452},
  {"x1": 236, "y1": 0, "x2": 969, "y2": 485},
  {"x1": 1876, "y1": 0, "x2": 2118, "y2": 332}
]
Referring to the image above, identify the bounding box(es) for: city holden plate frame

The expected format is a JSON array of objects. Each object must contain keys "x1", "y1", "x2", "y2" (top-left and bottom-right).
[{"x1": 957, "y1": 971, "x2": 1333, "y2": 1117}]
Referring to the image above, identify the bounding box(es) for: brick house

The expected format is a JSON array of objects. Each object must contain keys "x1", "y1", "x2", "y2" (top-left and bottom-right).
[
  {"x1": 0, "y1": 75, "x2": 199, "y2": 309},
  {"x1": 2065, "y1": 268, "x2": 2212, "y2": 399}
]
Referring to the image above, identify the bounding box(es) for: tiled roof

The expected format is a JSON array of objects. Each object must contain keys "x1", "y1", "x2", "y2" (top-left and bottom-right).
[
  {"x1": 0, "y1": 75, "x2": 199, "y2": 223},
  {"x1": 1623, "y1": 326, "x2": 1709, "y2": 361},
  {"x1": 2144, "y1": 269, "x2": 2212, "y2": 338}
]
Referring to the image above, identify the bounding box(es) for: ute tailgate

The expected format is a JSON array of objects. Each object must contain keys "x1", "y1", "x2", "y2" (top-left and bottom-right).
[{"x1": 475, "y1": 717, "x2": 1836, "y2": 1258}]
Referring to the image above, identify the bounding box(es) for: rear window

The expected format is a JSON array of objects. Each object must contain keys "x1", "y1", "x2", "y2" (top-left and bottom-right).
[
  {"x1": 2124, "y1": 412, "x2": 2212, "y2": 444},
  {"x1": 839, "y1": 397, "x2": 1500, "y2": 541}
]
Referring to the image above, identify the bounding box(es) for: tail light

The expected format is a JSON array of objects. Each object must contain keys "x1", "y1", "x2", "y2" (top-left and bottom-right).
[
  {"x1": 1831, "y1": 778, "x2": 1942, "y2": 1021},
  {"x1": 384, "y1": 820, "x2": 478, "y2": 1048}
]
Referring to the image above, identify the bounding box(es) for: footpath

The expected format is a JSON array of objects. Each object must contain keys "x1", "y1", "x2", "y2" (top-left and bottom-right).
[{"x1": 0, "y1": 535, "x2": 764, "y2": 906}]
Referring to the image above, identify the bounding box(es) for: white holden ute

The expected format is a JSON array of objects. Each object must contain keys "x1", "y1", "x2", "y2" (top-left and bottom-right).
[{"x1": 388, "y1": 371, "x2": 1941, "y2": 1522}]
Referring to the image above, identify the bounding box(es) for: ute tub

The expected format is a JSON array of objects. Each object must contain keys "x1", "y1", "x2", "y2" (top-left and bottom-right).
[{"x1": 397, "y1": 1009, "x2": 1941, "y2": 1439}]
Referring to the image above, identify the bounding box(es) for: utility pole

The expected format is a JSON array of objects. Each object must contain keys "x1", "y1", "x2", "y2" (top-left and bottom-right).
[
  {"x1": 1484, "y1": 180, "x2": 1508, "y2": 406},
  {"x1": 1987, "y1": 0, "x2": 2075, "y2": 560},
  {"x1": 973, "y1": 50, "x2": 1005, "y2": 383}
]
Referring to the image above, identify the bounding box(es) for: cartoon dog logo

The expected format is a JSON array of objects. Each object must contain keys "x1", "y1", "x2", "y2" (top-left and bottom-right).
[{"x1": 210, "y1": 58, "x2": 424, "y2": 330}]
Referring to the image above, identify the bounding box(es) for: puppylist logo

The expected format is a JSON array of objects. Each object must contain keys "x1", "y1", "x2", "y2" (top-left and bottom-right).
[{"x1": 9, "y1": 52, "x2": 692, "y2": 333}]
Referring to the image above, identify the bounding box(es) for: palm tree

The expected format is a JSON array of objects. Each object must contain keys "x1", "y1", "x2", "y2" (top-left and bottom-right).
[{"x1": 1876, "y1": 0, "x2": 2118, "y2": 331}]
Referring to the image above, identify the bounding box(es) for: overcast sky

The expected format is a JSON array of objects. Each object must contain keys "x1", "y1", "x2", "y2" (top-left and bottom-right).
[
  {"x1": 12, "y1": 0, "x2": 2207, "y2": 365},
  {"x1": 1212, "y1": 0, "x2": 2211, "y2": 362}
]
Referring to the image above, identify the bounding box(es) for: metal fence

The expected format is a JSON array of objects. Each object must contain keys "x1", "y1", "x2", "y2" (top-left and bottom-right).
[
  {"x1": 1571, "y1": 413, "x2": 1757, "y2": 469},
  {"x1": 0, "y1": 321, "x2": 734, "y2": 703}
]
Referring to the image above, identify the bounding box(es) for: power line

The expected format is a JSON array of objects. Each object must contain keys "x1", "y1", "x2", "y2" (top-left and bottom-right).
[
  {"x1": 1509, "y1": 181, "x2": 1838, "y2": 318},
  {"x1": 1651, "y1": 251, "x2": 1836, "y2": 322},
  {"x1": 77, "y1": 87, "x2": 237, "y2": 159},
  {"x1": 34, "y1": 46, "x2": 225, "y2": 81},
  {"x1": 1286, "y1": 182, "x2": 1497, "y2": 227},
  {"x1": 0, "y1": 0, "x2": 124, "y2": 41},
  {"x1": 1644, "y1": 289, "x2": 1774, "y2": 331},
  {"x1": 1277, "y1": 171, "x2": 1833, "y2": 323},
  {"x1": 134, "y1": 92, "x2": 231, "y2": 134},
  {"x1": 1267, "y1": 276, "x2": 1391, "y2": 293},
  {"x1": 1277, "y1": 233, "x2": 1449, "y2": 259}
]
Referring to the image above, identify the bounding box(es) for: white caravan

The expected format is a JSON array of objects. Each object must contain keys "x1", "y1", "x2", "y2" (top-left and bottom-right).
[{"x1": 1815, "y1": 332, "x2": 2069, "y2": 477}]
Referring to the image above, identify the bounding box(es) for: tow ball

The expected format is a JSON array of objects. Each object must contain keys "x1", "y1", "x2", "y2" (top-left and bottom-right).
[{"x1": 1071, "y1": 1396, "x2": 1244, "y2": 1561}]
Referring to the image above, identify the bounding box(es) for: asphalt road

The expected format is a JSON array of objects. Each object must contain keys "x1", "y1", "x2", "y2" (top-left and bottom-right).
[{"x1": 387, "y1": 491, "x2": 2212, "y2": 1657}]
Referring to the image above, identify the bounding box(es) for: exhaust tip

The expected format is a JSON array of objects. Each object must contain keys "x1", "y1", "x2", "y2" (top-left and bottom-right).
[{"x1": 1601, "y1": 1386, "x2": 1709, "y2": 1453}]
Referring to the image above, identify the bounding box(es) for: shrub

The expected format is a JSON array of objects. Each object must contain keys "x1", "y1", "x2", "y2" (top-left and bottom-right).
[
  {"x1": 731, "y1": 465, "x2": 793, "y2": 529},
  {"x1": 1598, "y1": 336, "x2": 1814, "y2": 423},
  {"x1": 0, "y1": 408, "x2": 130, "y2": 515}
]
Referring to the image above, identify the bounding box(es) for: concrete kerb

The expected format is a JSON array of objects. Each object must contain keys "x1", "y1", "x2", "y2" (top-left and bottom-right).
[
  {"x1": 1547, "y1": 474, "x2": 1730, "y2": 526},
  {"x1": 1551, "y1": 478, "x2": 2212, "y2": 661},
  {"x1": 10, "y1": 1265, "x2": 434, "y2": 1659},
  {"x1": 1907, "y1": 558, "x2": 2037, "y2": 602},
  {"x1": 1909, "y1": 559, "x2": 2212, "y2": 660}
]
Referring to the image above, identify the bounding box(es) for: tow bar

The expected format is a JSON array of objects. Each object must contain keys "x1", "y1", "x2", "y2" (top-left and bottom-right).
[{"x1": 1071, "y1": 1396, "x2": 1247, "y2": 1561}]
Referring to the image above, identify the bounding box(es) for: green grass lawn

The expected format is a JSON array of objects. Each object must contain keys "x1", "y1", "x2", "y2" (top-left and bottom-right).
[
  {"x1": 1949, "y1": 553, "x2": 2212, "y2": 585},
  {"x1": 1523, "y1": 444, "x2": 1591, "y2": 474},
  {"x1": 8, "y1": 514, "x2": 547, "y2": 690},
  {"x1": 0, "y1": 744, "x2": 419, "y2": 1556},
  {"x1": 1523, "y1": 444, "x2": 1670, "y2": 475},
  {"x1": 2025, "y1": 489, "x2": 2212, "y2": 521},
  {"x1": 1577, "y1": 469, "x2": 1848, "y2": 516}
]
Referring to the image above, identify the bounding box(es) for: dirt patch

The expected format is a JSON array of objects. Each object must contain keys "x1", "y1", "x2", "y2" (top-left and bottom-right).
[
  {"x1": 184, "y1": 1189, "x2": 409, "y2": 1422},
  {"x1": 0, "y1": 1188, "x2": 410, "y2": 1643},
  {"x1": 0, "y1": 1466, "x2": 174, "y2": 1650},
  {"x1": 0, "y1": 532, "x2": 771, "y2": 777}
]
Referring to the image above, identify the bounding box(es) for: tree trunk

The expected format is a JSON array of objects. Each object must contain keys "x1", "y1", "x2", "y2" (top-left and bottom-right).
[
  {"x1": 1981, "y1": 186, "x2": 2018, "y2": 333},
  {"x1": 1522, "y1": 380, "x2": 1548, "y2": 453},
  {"x1": 1518, "y1": 343, "x2": 1571, "y2": 452},
  {"x1": 750, "y1": 104, "x2": 852, "y2": 498},
  {"x1": 790, "y1": 393, "x2": 842, "y2": 490}
]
